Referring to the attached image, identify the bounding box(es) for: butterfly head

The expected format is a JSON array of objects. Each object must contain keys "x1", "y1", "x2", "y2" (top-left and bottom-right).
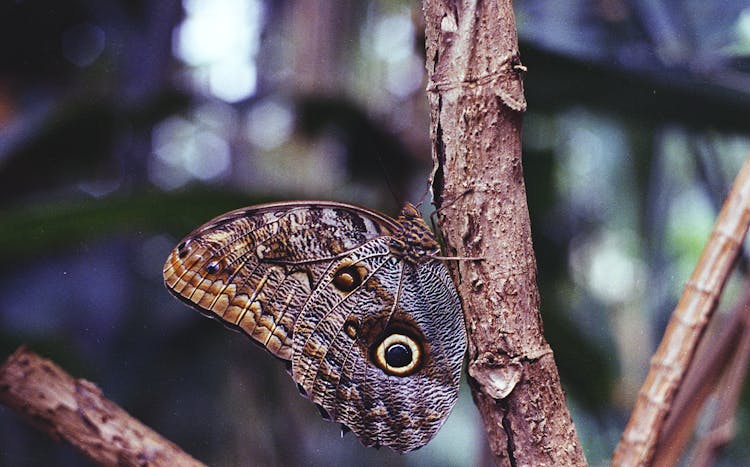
[{"x1": 391, "y1": 203, "x2": 441, "y2": 262}]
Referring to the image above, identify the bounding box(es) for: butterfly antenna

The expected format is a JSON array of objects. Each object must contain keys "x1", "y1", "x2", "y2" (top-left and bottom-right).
[
  {"x1": 429, "y1": 187, "x2": 484, "y2": 261},
  {"x1": 429, "y1": 209, "x2": 442, "y2": 246},
  {"x1": 440, "y1": 188, "x2": 475, "y2": 210},
  {"x1": 415, "y1": 177, "x2": 432, "y2": 210},
  {"x1": 375, "y1": 150, "x2": 402, "y2": 207},
  {"x1": 424, "y1": 145, "x2": 443, "y2": 210},
  {"x1": 428, "y1": 187, "x2": 475, "y2": 240},
  {"x1": 434, "y1": 253, "x2": 484, "y2": 261},
  {"x1": 428, "y1": 211, "x2": 484, "y2": 261}
]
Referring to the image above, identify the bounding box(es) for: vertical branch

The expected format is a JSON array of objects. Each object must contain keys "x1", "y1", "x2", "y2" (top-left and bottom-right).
[{"x1": 422, "y1": 1, "x2": 586, "y2": 465}]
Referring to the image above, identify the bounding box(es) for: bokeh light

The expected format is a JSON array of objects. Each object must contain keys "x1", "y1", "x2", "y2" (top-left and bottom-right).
[{"x1": 174, "y1": 0, "x2": 264, "y2": 102}]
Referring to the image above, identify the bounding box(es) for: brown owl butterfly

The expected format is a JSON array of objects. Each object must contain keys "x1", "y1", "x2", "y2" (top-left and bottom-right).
[{"x1": 163, "y1": 201, "x2": 466, "y2": 453}]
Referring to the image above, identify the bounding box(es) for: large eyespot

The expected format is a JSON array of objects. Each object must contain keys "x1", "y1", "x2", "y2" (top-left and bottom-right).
[
  {"x1": 373, "y1": 333, "x2": 422, "y2": 376},
  {"x1": 332, "y1": 264, "x2": 365, "y2": 292}
]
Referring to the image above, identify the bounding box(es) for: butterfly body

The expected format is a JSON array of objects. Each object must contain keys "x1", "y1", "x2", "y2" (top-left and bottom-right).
[{"x1": 163, "y1": 201, "x2": 466, "y2": 453}]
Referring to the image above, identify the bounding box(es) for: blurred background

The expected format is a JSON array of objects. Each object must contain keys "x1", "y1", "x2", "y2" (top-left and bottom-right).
[{"x1": 1, "y1": 0, "x2": 750, "y2": 465}]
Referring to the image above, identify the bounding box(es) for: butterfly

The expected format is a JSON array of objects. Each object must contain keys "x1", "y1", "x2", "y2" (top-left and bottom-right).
[{"x1": 163, "y1": 201, "x2": 466, "y2": 453}]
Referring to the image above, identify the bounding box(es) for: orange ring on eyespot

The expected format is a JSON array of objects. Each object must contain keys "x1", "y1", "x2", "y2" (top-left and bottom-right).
[{"x1": 375, "y1": 333, "x2": 421, "y2": 376}]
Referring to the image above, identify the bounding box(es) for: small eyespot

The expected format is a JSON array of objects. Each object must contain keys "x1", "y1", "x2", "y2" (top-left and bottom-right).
[
  {"x1": 332, "y1": 264, "x2": 365, "y2": 292},
  {"x1": 177, "y1": 239, "x2": 192, "y2": 258},
  {"x1": 205, "y1": 261, "x2": 221, "y2": 274},
  {"x1": 344, "y1": 316, "x2": 359, "y2": 339},
  {"x1": 373, "y1": 332, "x2": 422, "y2": 376}
]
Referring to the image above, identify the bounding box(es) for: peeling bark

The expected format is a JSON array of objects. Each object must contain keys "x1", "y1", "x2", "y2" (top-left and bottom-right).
[{"x1": 422, "y1": 1, "x2": 587, "y2": 465}]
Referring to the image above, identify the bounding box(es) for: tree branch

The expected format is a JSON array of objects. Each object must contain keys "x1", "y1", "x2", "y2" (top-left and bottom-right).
[
  {"x1": 0, "y1": 347, "x2": 204, "y2": 467},
  {"x1": 422, "y1": 1, "x2": 587, "y2": 465},
  {"x1": 652, "y1": 282, "x2": 750, "y2": 466},
  {"x1": 614, "y1": 154, "x2": 750, "y2": 465}
]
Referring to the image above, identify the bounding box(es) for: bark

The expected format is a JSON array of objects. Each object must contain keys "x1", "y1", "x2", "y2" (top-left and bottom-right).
[
  {"x1": 422, "y1": 1, "x2": 586, "y2": 465},
  {"x1": 0, "y1": 347, "x2": 204, "y2": 467}
]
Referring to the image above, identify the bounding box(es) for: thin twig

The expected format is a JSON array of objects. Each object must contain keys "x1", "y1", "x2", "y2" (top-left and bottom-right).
[
  {"x1": 613, "y1": 153, "x2": 750, "y2": 466},
  {"x1": 689, "y1": 300, "x2": 750, "y2": 465},
  {"x1": 652, "y1": 284, "x2": 750, "y2": 466}
]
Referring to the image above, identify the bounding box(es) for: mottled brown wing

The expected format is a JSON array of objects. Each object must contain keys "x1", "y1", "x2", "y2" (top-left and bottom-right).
[
  {"x1": 163, "y1": 202, "x2": 396, "y2": 360},
  {"x1": 163, "y1": 202, "x2": 466, "y2": 453},
  {"x1": 291, "y1": 247, "x2": 465, "y2": 453}
]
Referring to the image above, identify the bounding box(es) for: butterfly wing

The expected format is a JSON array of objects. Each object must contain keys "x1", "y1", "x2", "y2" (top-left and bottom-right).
[
  {"x1": 163, "y1": 202, "x2": 396, "y2": 360},
  {"x1": 163, "y1": 202, "x2": 466, "y2": 453},
  {"x1": 292, "y1": 252, "x2": 465, "y2": 452}
]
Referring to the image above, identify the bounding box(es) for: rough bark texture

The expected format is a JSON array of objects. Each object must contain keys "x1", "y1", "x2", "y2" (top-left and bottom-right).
[
  {"x1": 0, "y1": 347, "x2": 205, "y2": 467},
  {"x1": 422, "y1": 1, "x2": 587, "y2": 465}
]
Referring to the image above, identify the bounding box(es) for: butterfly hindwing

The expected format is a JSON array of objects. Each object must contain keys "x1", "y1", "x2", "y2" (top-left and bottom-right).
[{"x1": 291, "y1": 247, "x2": 464, "y2": 452}]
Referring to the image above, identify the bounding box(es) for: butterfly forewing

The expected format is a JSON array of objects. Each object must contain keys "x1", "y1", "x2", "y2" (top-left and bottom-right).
[
  {"x1": 163, "y1": 201, "x2": 466, "y2": 453},
  {"x1": 164, "y1": 203, "x2": 394, "y2": 357}
]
